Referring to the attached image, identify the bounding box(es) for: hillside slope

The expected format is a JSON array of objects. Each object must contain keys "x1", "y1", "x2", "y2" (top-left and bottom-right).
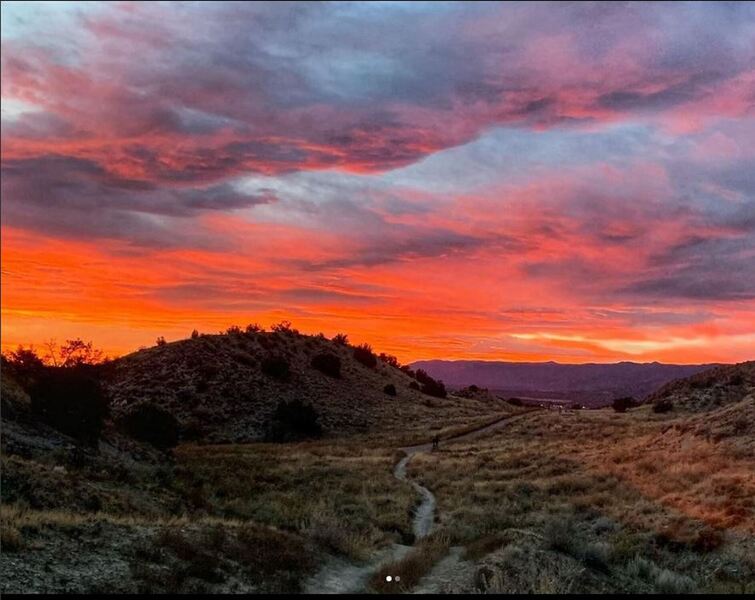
[
  {"x1": 644, "y1": 360, "x2": 754, "y2": 412},
  {"x1": 106, "y1": 330, "x2": 510, "y2": 443}
]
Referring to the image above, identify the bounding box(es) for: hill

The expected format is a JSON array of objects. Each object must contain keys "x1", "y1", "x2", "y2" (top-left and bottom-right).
[
  {"x1": 104, "y1": 328, "x2": 510, "y2": 443},
  {"x1": 410, "y1": 360, "x2": 718, "y2": 407},
  {"x1": 644, "y1": 360, "x2": 755, "y2": 413}
]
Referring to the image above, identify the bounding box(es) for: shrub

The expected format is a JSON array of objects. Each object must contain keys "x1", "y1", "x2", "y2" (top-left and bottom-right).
[
  {"x1": 266, "y1": 399, "x2": 322, "y2": 442},
  {"x1": 544, "y1": 517, "x2": 578, "y2": 554},
  {"x1": 383, "y1": 384, "x2": 397, "y2": 396},
  {"x1": 379, "y1": 353, "x2": 400, "y2": 368},
  {"x1": 653, "y1": 398, "x2": 673, "y2": 413},
  {"x1": 400, "y1": 365, "x2": 416, "y2": 378},
  {"x1": 271, "y1": 320, "x2": 297, "y2": 334},
  {"x1": 311, "y1": 353, "x2": 341, "y2": 378},
  {"x1": 415, "y1": 369, "x2": 447, "y2": 398},
  {"x1": 30, "y1": 366, "x2": 109, "y2": 445},
  {"x1": 612, "y1": 396, "x2": 635, "y2": 413},
  {"x1": 353, "y1": 343, "x2": 377, "y2": 368},
  {"x1": 120, "y1": 403, "x2": 180, "y2": 450},
  {"x1": 261, "y1": 355, "x2": 290, "y2": 381},
  {"x1": 226, "y1": 325, "x2": 242, "y2": 335},
  {"x1": 332, "y1": 333, "x2": 349, "y2": 346},
  {"x1": 421, "y1": 380, "x2": 446, "y2": 398},
  {"x1": 409, "y1": 381, "x2": 420, "y2": 391},
  {"x1": 191, "y1": 329, "x2": 200, "y2": 339},
  {"x1": 507, "y1": 397, "x2": 523, "y2": 406},
  {"x1": 654, "y1": 569, "x2": 695, "y2": 594},
  {"x1": 156, "y1": 336, "x2": 167, "y2": 346},
  {"x1": 245, "y1": 323, "x2": 263, "y2": 334},
  {"x1": 570, "y1": 402, "x2": 583, "y2": 410}
]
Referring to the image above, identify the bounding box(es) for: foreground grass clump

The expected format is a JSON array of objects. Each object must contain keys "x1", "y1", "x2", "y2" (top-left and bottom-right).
[
  {"x1": 132, "y1": 522, "x2": 315, "y2": 593},
  {"x1": 370, "y1": 532, "x2": 451, "y2": 593}
]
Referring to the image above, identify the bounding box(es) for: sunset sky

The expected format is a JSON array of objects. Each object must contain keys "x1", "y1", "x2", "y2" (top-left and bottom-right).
[{"x1": 2, "y1": 1, "x2": 754, "y2": 364}]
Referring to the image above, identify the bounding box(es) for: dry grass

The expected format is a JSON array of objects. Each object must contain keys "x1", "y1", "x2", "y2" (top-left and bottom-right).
[
  {"x1": 174, "y1": 438, "x2": 417, "y2": 559},
  {"x1": 369, "y1": 531, "x2": 451, "y2": 593},
  {"x1": 403, "y1": 403, "x2": 755, "y2": 593}
]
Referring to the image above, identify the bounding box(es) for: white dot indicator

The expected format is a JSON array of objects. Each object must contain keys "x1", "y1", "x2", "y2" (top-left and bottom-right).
[
  {"x1": 395, "y1": 576, "x2": 401, "y2": 582},
  {"x1": 386, "y1": 576, "x2": 392, "y2": 582}
]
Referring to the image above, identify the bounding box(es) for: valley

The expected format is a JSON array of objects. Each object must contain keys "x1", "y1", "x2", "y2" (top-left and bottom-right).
[{"x1": 1, "y1": 331, "x2": 753, "y2": 593}]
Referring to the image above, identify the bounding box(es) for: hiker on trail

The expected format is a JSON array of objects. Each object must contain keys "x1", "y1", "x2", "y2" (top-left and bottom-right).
[{"x1": 432, "y1": 435, "x2": 440, "y2": 451}]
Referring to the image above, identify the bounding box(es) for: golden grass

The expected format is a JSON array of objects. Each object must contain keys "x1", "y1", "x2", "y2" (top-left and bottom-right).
[
  {"x1": 399, "y1": 404, "x2": 754, "y2": 593},
  {"x1": 174, "y1": 438, "x2": 417, "y2": 559}
]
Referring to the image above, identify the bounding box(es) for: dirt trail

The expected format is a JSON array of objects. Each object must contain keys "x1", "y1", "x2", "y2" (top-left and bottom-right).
[{"x1": 304, "y1": 411, "x2": 529, "y2": 593}]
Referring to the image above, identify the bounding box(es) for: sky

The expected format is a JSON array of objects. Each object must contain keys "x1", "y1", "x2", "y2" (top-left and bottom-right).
[{"x1": 2, "y1": 1, "x2": 754, "y2": 364}]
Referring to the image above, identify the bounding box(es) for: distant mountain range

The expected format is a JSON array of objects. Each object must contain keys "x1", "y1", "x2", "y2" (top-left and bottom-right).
[{"x1": 410, "y1": 360, "x2": 720, "y2": 407}]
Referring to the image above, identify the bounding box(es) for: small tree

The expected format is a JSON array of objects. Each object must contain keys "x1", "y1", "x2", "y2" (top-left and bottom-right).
[
  {"x1": 156, "y1": 336, "x2": 167, "y2": 347},
  {"x1": 30, "y1": 367, "x2": 109, "y2": 445},
  {"x1": 245, "y1": 323, "x2": 263, "y2": 334},
  {"x1": 191, "y1": 329, "x2": 200, "y2": 339},
  {"x1": 44, "y1": 338, "x2": 104, "y2": 367},
  {"x1": 3, "y1": 346, "x2": 46, "y2": 387}
]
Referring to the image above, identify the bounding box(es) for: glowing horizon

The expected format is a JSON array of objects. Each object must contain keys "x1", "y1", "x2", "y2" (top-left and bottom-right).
[{"x1": 2, "y1": 2, "x2": 754, "y2": 365}]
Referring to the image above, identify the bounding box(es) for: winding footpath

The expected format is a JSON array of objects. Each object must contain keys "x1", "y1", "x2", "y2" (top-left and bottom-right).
[{"x1": 304, "y1": 411, "x2": 533, "y2": 593}]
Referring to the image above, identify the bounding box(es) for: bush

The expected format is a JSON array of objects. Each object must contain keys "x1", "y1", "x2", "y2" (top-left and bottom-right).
[
  {"x1": 120, "y1": 403, "x2": 179, "y2": 450},
  {"x1": 266, "y1": 399, "x2": 322, "y2": 442},
  {"x1": 311, "y1": 352, "x2": 341, "y2": 378},
  {"x1": 654, "y1": 569, "x2": 695, "y2": 594},
  {"x1": 261, "y1": 355, "x2": 290, "y2": 381},
  {"x1": 332, "y1": 333, "x2": 349, "y2": 346},
  {"x1": 383, "y1": 384, "x2": 397, "y2": 396},
  {"x1": 271, "y1": 320, "x2": 297, "y2": 334},
  {"x1": 507, "y1": 397, "x2": 523, "y2": 406},
  {"x1": 156, "y1": 336, "x2": 167, "y2": 346},
  {"x1": 409, "y1": 381, "x2": 420, "y2": 391},
  {"x1": 612, "y1": 396, "x2": 635, "y2": 413},
  {"x1": 30, "y1": 366, "x2": 109, "y2": 445},
  {"x1": 415, "y1": 369, "x2": 447, "y2": 398},
  {"x1": 191, "y1": 329, "x2": 200, "y2": 339},
  {"x1": 379, "y1": 353, "x2": 400, "y2": 368},
  {"x1": 226, "y1": 325, "x2": 242, "y2": 335},
  {"x1": 544, "y1": 517, "x2": 578, "y2": 554},
  {"x1": 653, "y1": 398, "x2": 673, "y2": 413},
  {"x1": 245, "y1": 323, "x2": 263, "y2": 334},
  {"x1": 353, "y1": 344, "x2": 377, "y2": 368},
  {"x1": 400, "y1": 365, "x2": 416, "y2": 378}
]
